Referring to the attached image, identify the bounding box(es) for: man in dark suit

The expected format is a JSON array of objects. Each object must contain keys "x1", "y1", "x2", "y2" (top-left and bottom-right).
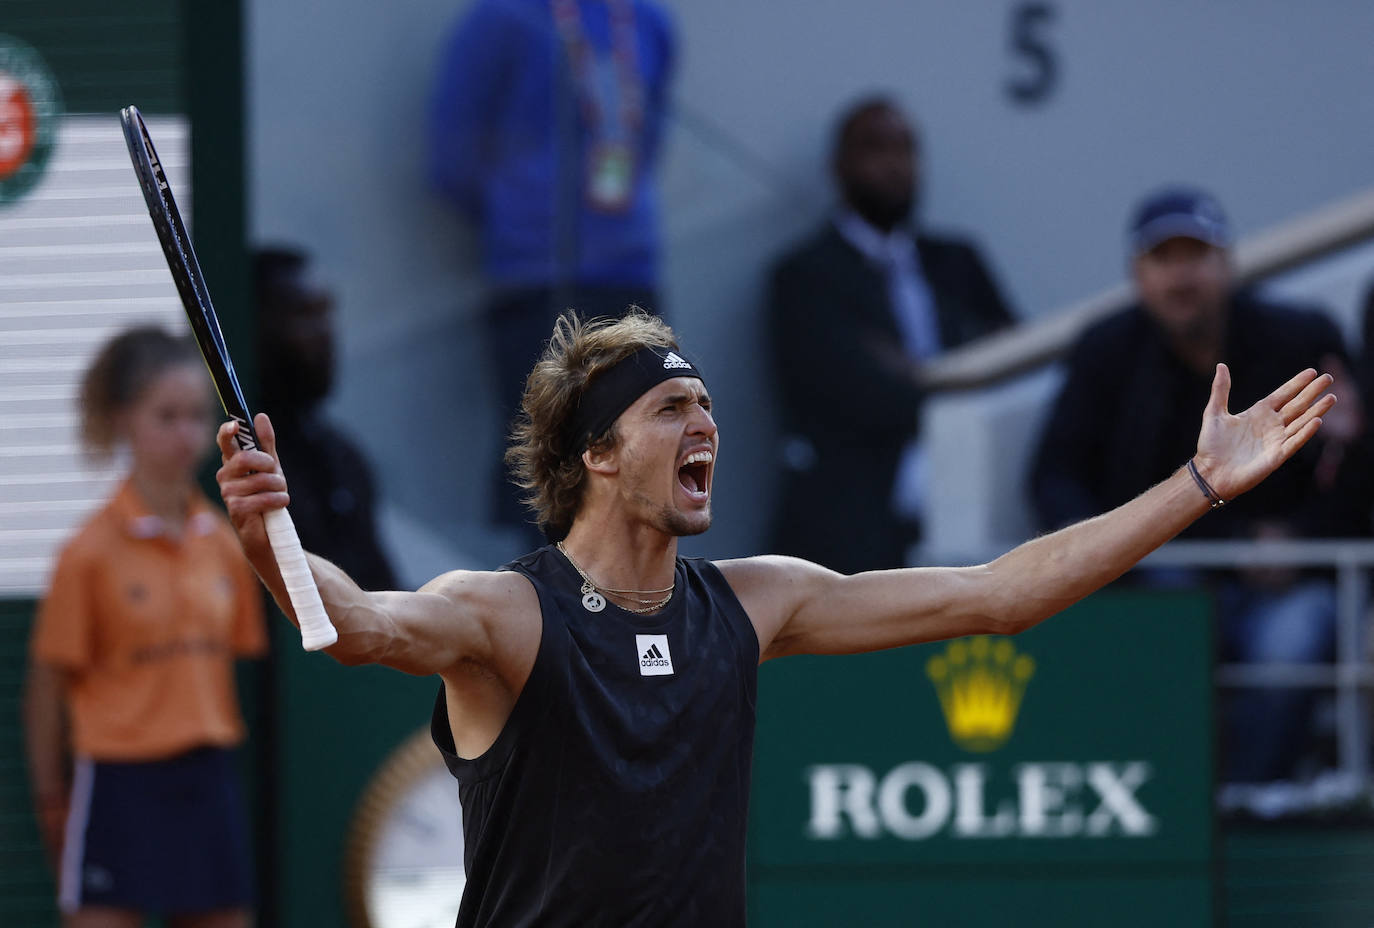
[{"x1": 767, "y1": 97, "x2": 1016, "y2": 574}]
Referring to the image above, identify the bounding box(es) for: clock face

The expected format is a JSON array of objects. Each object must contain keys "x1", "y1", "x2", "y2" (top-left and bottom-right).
[{"x1": 348, "y1": 732, "x2": 467, "y2": 928}]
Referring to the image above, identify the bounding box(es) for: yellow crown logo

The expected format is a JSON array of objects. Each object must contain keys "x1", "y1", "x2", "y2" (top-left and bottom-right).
[{"x1": 926, "y1": 636, "x2": 1035, "y2": 753}]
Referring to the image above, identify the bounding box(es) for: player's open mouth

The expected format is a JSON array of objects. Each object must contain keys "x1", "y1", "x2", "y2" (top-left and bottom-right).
[{"x1": 678, "y1": 450, "x2": 712, "y2": 498}]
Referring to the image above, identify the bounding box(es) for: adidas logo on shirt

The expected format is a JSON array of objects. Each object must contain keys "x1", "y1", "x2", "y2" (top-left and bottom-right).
[
  {"x1": 661, "y1": 351, "x2": 692, "y2": 371},
  {"x1": 636, "y1": 634, "x2": 674, "y2": 676}
]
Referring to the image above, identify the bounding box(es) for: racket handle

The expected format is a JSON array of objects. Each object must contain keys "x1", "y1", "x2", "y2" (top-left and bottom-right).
[{"x1": 263, "y1": 508, "x2": 338, "y2": 651}]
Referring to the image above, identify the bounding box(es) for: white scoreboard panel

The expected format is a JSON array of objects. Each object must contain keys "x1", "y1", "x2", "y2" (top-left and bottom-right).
[{"x1": 0, "y1": 115, "x2": 190, "y2": 595}]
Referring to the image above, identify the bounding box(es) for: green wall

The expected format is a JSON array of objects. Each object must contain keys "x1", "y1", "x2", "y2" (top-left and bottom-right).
[
  {"x1": 748, "y1": 591, "x2": 1216, "y2": 926},
  {"x1": 0, "y1": 598, "x2": 50, "y2": 925},
  {"x1": 4, "y1": 0, "x2": 183, "y2": 115},
  {"x1": 1224, "y1": 828, "x2": 1374, "y2": 927},
  {"x1": 274, "y1": 641, "x2": 437, "y2": 928}
]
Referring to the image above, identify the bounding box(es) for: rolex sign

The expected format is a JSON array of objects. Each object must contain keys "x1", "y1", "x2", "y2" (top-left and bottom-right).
[
  {"x1": 747, "y1": 591, "x2": 1215, "y2": 927},
  {"x1": 804, "y1": 759, "x2": 1156, "y2": 841}
]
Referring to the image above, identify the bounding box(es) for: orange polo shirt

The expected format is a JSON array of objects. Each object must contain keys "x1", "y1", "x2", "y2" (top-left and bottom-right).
[{"x1": 31, "y1": 481, "x2": 268, "y2": 761}]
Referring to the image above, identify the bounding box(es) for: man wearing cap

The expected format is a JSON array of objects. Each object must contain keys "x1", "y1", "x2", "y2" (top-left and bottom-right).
[
  {"x1": 218, "y1": 307, "x2": 1335, "y2": 924},
  {"x1": 1030, "y1": 187, "x2": 1367, "y2": 785}
]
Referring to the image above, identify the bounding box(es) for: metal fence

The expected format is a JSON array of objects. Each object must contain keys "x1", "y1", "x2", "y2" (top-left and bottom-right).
[{"x1": 1142, "y1": 540, "x2": 1374, "y2": 787}]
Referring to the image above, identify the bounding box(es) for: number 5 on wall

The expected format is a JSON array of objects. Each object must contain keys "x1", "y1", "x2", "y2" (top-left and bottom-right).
[{"x1": 1006, "y1": 2, "x2": 1059, "y2": 106}]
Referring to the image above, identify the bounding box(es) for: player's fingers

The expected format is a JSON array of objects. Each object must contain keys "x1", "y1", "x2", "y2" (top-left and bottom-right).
[
  {"x1": 1285, "y1": 394, "x2": 1336, "y2": 437},
  {"x1": 223, "y1": 489, "x2": 292, "y2": 525},
  {"x1": 1278, "y1": 372, "x2": 1334, "y2": 424},
  {"x1": 219, "y1": 447, "x2": 277, "y2": 475},
  {"x1": 214, "y1": 420, "x2": 277, "y2": 473},
  {"x1": 1281, "y1": 416, "x2": 1324, "y2": 459},
  {"x1": 215, "y1": 465, "x2": 284, "y2": 515},
  {"x1": 217, "y1": 420, "x2": 240, "y2": 461},
  {"x1": 220, "y1": 469, "x2": 288, "y2": 494},
  {"x1": 217, "y1": 466, "x2": 289, "y2": 505},
  {"x1": 1205, "y1": 363, "x2": 1232, "y2": 417},
  {"x1": 255, "y1": 413, "x2": 280, "y2": 463},
  {"x1": 223, "y1": 486, "x2": 291, "y2": 510},
  {"x1": 1265, "y1": 368, "x2": 1319, "y2": 410}
]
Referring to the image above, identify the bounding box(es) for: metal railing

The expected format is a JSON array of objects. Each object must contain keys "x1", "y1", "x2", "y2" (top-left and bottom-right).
[
  {"x1": 916, "y1": 539, "x2": 1374, "y2": 789},
  {"x1": 918, "y1": 186, "x2": 1374, "y2": 392},
  {"x1": 1143, "y1": 540, "x2": 1374, "y2": 786}
]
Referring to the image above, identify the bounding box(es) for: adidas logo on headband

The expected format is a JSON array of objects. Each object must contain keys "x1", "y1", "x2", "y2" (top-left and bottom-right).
[{"x1": 567, "y1": 345, "x2": 705, "y2": 451}]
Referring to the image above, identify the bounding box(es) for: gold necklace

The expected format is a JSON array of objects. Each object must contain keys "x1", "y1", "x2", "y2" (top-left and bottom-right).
[{"x1": 556, "y1": 542, "x2": 675, "y2": 615}]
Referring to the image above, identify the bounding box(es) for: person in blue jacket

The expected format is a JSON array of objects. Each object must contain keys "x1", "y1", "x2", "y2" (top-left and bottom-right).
[{"x1": 428, "y1": 0, "x2": 676, "y2": 545}]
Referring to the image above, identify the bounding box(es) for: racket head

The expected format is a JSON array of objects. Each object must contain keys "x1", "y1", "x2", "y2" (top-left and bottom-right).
[{"x1": 120, "y1": 105, "x2": 262, "y2": 453}]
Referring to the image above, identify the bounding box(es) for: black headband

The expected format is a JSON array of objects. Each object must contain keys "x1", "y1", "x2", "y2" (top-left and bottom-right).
[{"x1": 566, "y1": 345, "x2": 705, "y2": 452}]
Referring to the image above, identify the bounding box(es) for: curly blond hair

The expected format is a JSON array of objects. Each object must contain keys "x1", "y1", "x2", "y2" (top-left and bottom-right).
[{"x1": 505, "y1": 308, "x2": 680, "y2": 540}]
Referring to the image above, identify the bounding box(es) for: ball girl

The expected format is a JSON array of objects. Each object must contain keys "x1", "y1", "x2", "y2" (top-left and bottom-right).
[{"x1": 24, "y1": 326, "x2": 267, "y2": 928}]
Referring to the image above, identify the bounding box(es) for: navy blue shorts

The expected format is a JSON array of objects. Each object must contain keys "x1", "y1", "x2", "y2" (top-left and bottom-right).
[{"x1": 60, "y1": 746, "x2": 254, "y2": 914}]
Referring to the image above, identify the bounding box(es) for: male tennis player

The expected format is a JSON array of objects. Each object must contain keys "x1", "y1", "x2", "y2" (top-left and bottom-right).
[{"x1": 217, "y1": 309, "x2": 1334, "y2": 927}]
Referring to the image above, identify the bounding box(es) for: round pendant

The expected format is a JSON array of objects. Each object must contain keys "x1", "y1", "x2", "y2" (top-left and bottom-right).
[{"x1": 582, "y1": 590, "x2": 606, "y2": 613}]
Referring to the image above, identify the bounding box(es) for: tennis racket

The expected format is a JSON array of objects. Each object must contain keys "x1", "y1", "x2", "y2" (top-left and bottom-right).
[{"x1": 120, "y1": 104, "x2": 338, "y2": 651}]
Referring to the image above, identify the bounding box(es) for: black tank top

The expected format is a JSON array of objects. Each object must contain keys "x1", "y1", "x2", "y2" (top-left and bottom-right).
[{"x1": 431, "y1": 545, "x2": 759, "y2": 927}]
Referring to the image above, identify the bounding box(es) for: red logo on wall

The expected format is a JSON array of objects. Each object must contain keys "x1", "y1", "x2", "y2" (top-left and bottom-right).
[{"x1": 0, "y1": 35, "x2": 60, "y2": 206}]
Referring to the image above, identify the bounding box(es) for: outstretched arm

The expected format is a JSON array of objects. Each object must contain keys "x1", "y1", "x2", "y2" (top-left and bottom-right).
[
  {"x1": 731, "y1": 365, "x2": 1335, "y2": 659},
  {"x1": 215, "y1": 414, "x2": 533, "y2": 676}
]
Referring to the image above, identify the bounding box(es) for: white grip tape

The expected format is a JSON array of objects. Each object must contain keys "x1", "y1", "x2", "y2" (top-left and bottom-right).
[{"x1": 263, "y1": 507, "x2": 338, "y2": 651}]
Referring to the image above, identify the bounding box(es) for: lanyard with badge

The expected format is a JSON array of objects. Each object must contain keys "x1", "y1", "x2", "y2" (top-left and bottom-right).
[{"x1": 551, "y1": 0, "x2": 643, "y2": 213}]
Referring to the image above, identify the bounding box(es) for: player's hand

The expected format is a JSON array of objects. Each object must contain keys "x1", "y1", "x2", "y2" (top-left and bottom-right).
[
  {"x1": 1192, "y1": 364, "x2": 1335, "y2": 501},
  {"x1": 215, "y1": 413, "x2": 290, "y2": 550}
]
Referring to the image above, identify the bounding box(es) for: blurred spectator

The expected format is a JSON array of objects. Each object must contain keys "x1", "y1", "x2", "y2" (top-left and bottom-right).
[
  {"x1": 1030, "y1": 187, "x2": 1369, "y2": 784},
  {"x1": 255, "y1": 247, "x2": 399, "y2": 591},
  {"x1": 24, "y1": 326, "x2": 265, "y2": 924},
  {"x1": 1358, "y1": 279, "x2": 1374, "y2": 441},
  {"x1": 767, "y1": 97, "x2": 1016, "y2": 574},
  {"x1": 428, "y1": 0, "x2": 676, "y2": 545}
]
